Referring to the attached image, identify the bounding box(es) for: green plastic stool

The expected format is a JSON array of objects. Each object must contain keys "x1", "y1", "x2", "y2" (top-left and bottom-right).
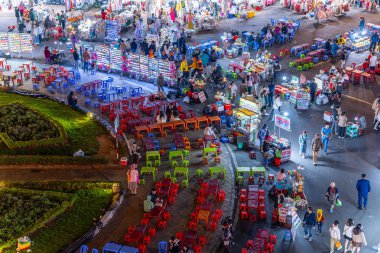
[
  {"x1": 308, "y1": 62, "x2": 314, "y2": 68},
  {"x1": 289, "y1": 62, "x2": 296, "y2": 68},
  {"x1": 154, "y1": 160, "x2": 161, "y2": 167},
  {"x1": 164, "y1": 171, "x2": 172, "y2": 178},
  {"x1": 181, "y1": 179, "x2": 189, "y2": 188},
  {"x1": 139, "y1": 178, "x2": 145, "y2": 185},
  {"x1": 146, "y1": 161, "x2": 152, "y2": 167},
  {"x1": 300, "y1": 54, "x2": 305, "y2": 58},
  {"x1": 182, "y1": 160, "x2": 189, "y2": 167},
  {"x1": 196, "y1": 169, "x2": 203, "y2": 177},
  {"x1": 237, "y1": 175, "x2": 244, "y2": 184},
  {"x1": 171, "y1": 177, "x2": 177, "y2": 183},
  {"x1": 303, "y1": 64, "x2": 309, "y2": 70},
  {"x1": 182, "y1": 150, "x2": 190, "y2": 157},
  {"x1": 297, "y1": 66, "x2": 303, "y2": 71},
  {"x1": 171, "y1": 160, "x2": 178, "y2": 168}
]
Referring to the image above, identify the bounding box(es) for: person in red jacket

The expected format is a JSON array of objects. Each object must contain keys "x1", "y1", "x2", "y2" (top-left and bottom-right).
[{"x1": 44, "y1": 46, "x2": 51, "y2": 64}]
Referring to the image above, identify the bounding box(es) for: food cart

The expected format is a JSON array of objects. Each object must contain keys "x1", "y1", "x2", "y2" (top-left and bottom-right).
[
  {"x1": 233, "y1": 95, "x2": 261, "y2": 143},
  {"x1": 267, "y1": 135, "x2": 291, "y2": 163}
]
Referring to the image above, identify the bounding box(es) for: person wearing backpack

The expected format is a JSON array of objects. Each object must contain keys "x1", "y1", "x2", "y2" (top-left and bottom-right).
[
  {"x1": 168, "y1": 236, "x2": 181, "y2": 253},
  {"x1": 351, "y1": 224, "x2": 367, "y2": 253}
]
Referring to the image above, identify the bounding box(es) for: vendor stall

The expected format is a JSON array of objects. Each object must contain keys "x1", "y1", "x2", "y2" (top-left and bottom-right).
[
  {"x1": 78, "y1": 19, "x2": 100, "y2": 41},
  {"x1": 66, "y1": 10, "x2": 84, "y2": 23},
  {"x1": 105, "y1": 20, "x2": 121, "y2": 42},
  {"x1": 0, "y1": 33, "x2": 33, "y2": 58},
  {"x1": 114, "y1": 6, "x2": 137, "y2": 29},
  {"x1": 267, "y1": 135, "x2": 291, "y2": 163},
  {"x1": 233, "y1": 95, "x2": 261, "y2": 142}
]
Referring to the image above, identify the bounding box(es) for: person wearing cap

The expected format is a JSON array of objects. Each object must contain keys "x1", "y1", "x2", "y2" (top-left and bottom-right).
[{"x1": 326, "y1": 182, "x2": 339, "y2": 213}]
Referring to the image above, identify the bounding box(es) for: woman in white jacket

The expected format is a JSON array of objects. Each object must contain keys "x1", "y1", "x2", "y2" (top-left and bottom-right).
[
  {"x1": 343, "y1": 218, "x2": 354, "y2": 253},
  {"x1": 351, "y1": 224, "x2": 367, "y2": 253},
  {"x1": 329, "y1": 220, "x2": 341, "y2": 253}
]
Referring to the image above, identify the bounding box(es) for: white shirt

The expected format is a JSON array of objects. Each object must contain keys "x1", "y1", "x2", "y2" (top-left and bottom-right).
[
  {"x1": 230, "y1": 84, "x2": 237, "y2": 96},
  {"x1": 329, "y1": 225, "x2": 341, "y2": 240},
  {"x1": 273, "y1": 98, "x2": 282, "y2": 110},
  {"x1": 370, "y1": 55, "x2": 377, "y2": 67},
  {"x1": 343, "y1": 225, "x2": 354, "y2": 238}
]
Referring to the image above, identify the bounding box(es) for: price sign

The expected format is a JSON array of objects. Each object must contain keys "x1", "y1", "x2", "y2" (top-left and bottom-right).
[
  {"x1": 198, "y1": 91, "x2": 207, "y2": 103},
  {"x1": 275, "y1": 114, "x2": 291, "y2": 131}
]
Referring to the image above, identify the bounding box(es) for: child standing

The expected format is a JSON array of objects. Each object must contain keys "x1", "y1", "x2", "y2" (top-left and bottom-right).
[{"x1": 316, "y1": 209, "x2": 325, "y2": 236}]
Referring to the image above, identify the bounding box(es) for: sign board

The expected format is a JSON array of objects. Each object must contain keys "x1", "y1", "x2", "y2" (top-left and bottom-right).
[
  {"x1": 239, "y1": 98, "x2": 259, "y2": 113},
  {"x1": 198, "y1": 91, "x2": 207, "y2": 103},
  {"x1": 275, "y1": 114, "x2": 291, "y2": 131},
  {"x1": 114, "y1": 115, "x2": 120, "y2": 132}
]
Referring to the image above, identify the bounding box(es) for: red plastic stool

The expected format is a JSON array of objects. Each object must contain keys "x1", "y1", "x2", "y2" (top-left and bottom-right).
[
  {"x1": 143, "y1": 213, "x2": 151, "y2": 219},
  {"x1": 143, "y1": 235, "x2": 151, "y2": 245},
  {"x1": 218, "y1": 189, "x2": 226, "y2": 201},
  {"x1": 259, "y1": 203, "x2": 265, "y2": 212},
  {"x1": 158, "y1": 220, "x2": 167, "y2": 229},
  {"x1": 196, "y1": 195, "x2": 205, "y2": 204},
  {"x1": 138, "y1": 244, "x2": 146, "y2": 253},
  {"x1": 269, "y1": 234, "x2": 277, "y2": 244},
  {"x1": 242, "y1": 248, "x2": 248, "y2": 253},
  {"x1": 211, "y1": 214, "x2": 220, "y2": 222},
  {"x1": 198, "y1": 188, "x2": 206, "y2": 197},
  {"x1": 240, "y1": 203, "x2": 247, "y2": 212},
  {"x1": 163, "y1": 211, "x2": 171, "y2": 221},
  {"x1": 259, "y1": 211, "x2": 267, "y2": 220},
  {"x1": 193, "y1": 245, "x2": 202, "y2": 253},
  {"x1": 240, "y1": 211, "x2": 248, "y2": 220},
  {"x1": 5, "y1": 65, "x2": 11, "y2": 71},
  {"x1": 148, "y1": 227, "x2": 156, "y2": 237},
  {"x1": 246, "y1": 240, "x2": 254, "y2": 248},
  {"x1": 199, "y1": 235, "x2": 206, "y2": 246},
  {"x1": 195, "y1": 205, "x2": 201, "y2": 213},
  {"x1": 190, "y1": 211, "x2": 198, "y2": 220},
  {"x1": 240, "y1": 194, "x2": 247, "y2": 203},
  {"x1": 176, "y1": 231, "x2": 183, "y2": 241},
  {"x1": 140, "y1": 218, "x2": 149, "y2": 225},
  {"x1": 265, "y1": 243, "x2": 274, "y2": 253},
  {"x1": 128, "y1": 225, "x2": 135, "y2": 233},
  {"x1": 168, "y1": 196, "x2": 175, "y2": 205},
  {"x1": 258, "y1": 189, "x2": 265, "y2": 196},
  {"x1": 214, "y1": 209, "x2": 223, "y2": 218},
  {"x1": 189, "y1": 220, "x2": 197, "y2": 230},
  {"x1": 259, "y1": 195, "x2": 265, "y2": 204},
  {"x1": 209, "y1": 221, "x2": 217, "y2": 230},
  {"x1": 169, "y1": 187, "x2": 178, "y2": 197}
]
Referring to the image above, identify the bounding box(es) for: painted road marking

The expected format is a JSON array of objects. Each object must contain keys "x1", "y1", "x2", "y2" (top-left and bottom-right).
[{"x1": 343, "y1": 95, "x2": 372, "y2": 105}]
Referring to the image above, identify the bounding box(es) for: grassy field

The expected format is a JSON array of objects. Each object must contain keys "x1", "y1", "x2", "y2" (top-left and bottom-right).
[
  {"x1": 0, "y1": 91, "x2": 106, "y2": 157},
  {"x1": 0, "y1": 182, "x2": 115, "y2": 253}
]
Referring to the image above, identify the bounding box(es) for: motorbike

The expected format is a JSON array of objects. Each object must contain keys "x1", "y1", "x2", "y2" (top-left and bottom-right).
[{"x1": 221, "y1": 216, "x2": 234, "y2": 250}]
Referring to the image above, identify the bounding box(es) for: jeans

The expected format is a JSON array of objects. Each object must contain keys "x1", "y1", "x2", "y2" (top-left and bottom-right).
[
  {"x1": 331, "y1": 119, "x2": 338, "y2": 135},
  {"x1": 369, "y1": 41, "x2": 378, "y2": 51},
  {"x1": 74, "y1": 60, "x2": 79, "y2": 69},
  {"x1": 268, "y1": 92, "x2": 274, "y2": 106},
  {"x1": 304, "y1": 224, "x2": 313, "y2": 238},
  {"x1": 338, "y1": 126, "x2": 346, "y2": 137},
  {"x1": 131, "y1": 49, "x2": 137, "y2": 53},
  {"x1": 322, "y1": 137, "x2": 329, "y2": 153},
  {"x1": 358, "y1": 193, "x2": 368, "y2": 208},
  {"x1": 317, "y1": 223, "x2": 322, "y2": 234},
  {"x1": 84, "y1": 61, "x2": 89, "y2": 72}
]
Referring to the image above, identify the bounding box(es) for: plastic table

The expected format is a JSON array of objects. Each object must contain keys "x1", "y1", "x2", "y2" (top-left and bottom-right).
[
  {"x1": 203, "y1": 147, "x2": 217, "y2": 157},
  {"x1": 102, "y1": 242, "x2": 122, "y2": 253},
  {"x1": 169, "y1": 150, "x2": 183, "y2": 162},
  {"x1": 141, "y1": 167, "x2": 156, "y2": 181},
  {"x1": 236, "y1": 167, "x2": 251, "y2": 181},
  {"x1": 146, "y1": 151, "x2": 160, "y2": 161},
  {"x1": 119, "y1": 246, "x2": 138, "y2": 253},
  {"x1": 174, "y1": 167, "x2": 189, "y2": 179},
  {"x1": 209, "y1": 167, "x2": 226, "y2": 179},
  {"x1": 251, "y1": 167, "x2": 266, "y2": 178}
]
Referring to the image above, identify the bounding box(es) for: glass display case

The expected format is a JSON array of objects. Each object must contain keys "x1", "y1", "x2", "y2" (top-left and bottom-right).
[{"x1": 233, "y1": 96, "x2": 261, "y2": 142}]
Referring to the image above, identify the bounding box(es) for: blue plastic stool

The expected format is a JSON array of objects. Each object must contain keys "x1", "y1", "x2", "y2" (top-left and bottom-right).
[
  {"x1": 48, "y1": 86, "x2": 54, "y2": 94},
  {"x1": 80, "y1": 245, "x2": 88, "y2": 253},
  {"x1": 85, "y1": 98, "x2": 91, "y2": 106},
  {"x1": 33, "y1": 83, "x2": 40, "y2": 91},
  {"x1": 148, "y1": 133, "x2": 155, "y2": 138},
  {"x1": 91, "y1": 249, "x2": 98, "y2": 253},
  {"x1": 311, "y1": 44, "x2": 317, "y2": 51},
  {"x1": 68, "y1": 78, "x2": 75, "y2": 85},
  {"x1": 313, "y1": 57, "x2": 319, "y2": 64},
  {"x1": 158, "y1": 241, "x2": 168, "y2": 253},
  {"x1": 84, "y1": 91, "x2": 90, "y2": 97},
  {"x1": 283, "y1": 229, "x2": 293, "y2": 243},
  {"x1": 75, "y1": 72, "x2": 81, "y2": 80},
  {"x1": 322, "y1": 55, "x2": 329, "y2": 61}
]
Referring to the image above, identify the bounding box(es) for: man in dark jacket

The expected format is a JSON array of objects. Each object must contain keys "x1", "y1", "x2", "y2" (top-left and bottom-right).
[
  {"x1": 131, "y1": 38, "x2": 138, "y2": 53},
  {"x1": 140, "y1": 39, "x2": 149, "y2": 55},
  {"x1": 303, "y1": 207, "x2": 316, "y2": 241},
  {"x1": 356, "y1": 174, "x2": 371, "y2": 210}
]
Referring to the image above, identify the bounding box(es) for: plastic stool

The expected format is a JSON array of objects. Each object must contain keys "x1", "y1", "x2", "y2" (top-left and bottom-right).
[
  {"x1": 189, "y1": 220, "x2": 197, "y2": 230},
  {"x1": 143, "y1": 235, "x2": 151, "y2": 246},
  {"x1": 176, "y1": 232, "x2": 183, "y2": 241},
  {"x1": 199, "y1": 236, "x2": 206, "y2": 246},
  {"x1": 158, "y1": 220, "x2": 167, "y2": 229},
  {"x1": 240, "y1": 194, "x2": 247, "y2": 203},
  {"x1": 196, "y1": 169, "x2": 204, "y2": 177},
  {"x1": 209, "y1": 221, "x2": 217, "y2": 230},
  {"x1": 240, "y1": 211, "x2": 248, "y2": 220},
  {"x1": 218, "y1": 189, "x2": 226, "y2": 201},
  {"x1": 148, "y1": 227, "x2": 156, "y2": 237}
]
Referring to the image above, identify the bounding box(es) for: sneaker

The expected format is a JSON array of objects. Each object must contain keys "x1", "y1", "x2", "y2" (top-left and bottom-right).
[
  {"x1": 304, "y1": 235, "x2": 309, "y2": 239},
  {"x1": 358, "y1": 206, "x2": 362, "y2": 210},
  {"x1": 309, "y1": 237, "x2": 313, "y2": 242},
  {"x1": 330, "y1": 208, "x2": 333, "y2": 213},
  {"x1": 313, "y1": 162, "x2": 316, "y2": 166},
  {"x1": 302, "y1": 155, "x2": 306, "y2": 159},
  {"x1": 338, "y1": 136, "x2": 341, "y2": 139}
]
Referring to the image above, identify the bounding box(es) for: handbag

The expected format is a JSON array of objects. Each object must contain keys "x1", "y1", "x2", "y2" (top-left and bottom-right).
[{"x1": 335, "y1": 241, "x2": 342, "y2": 250}]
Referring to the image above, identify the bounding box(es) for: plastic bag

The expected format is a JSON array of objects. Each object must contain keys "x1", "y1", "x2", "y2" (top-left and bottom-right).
[
  {"x1": 335, "y1": 199, "x2": 342, "y2": 207},
  {"x1": 335, "y1": 241, "x2": 342, "y2": 250}
]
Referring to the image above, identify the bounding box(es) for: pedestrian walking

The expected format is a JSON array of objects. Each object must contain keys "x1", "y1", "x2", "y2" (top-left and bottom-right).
[
  {"x1": 270, "y1": 95, "x2": 282, "y2": 121},
  {"x1": 302, "y1": 207, "x2": 316, "y2": 241},
  {"x1": 316, "y1": 209, "x2": 325, "y2": 236},
  {"x1": 356, "y1": 173, "x2": 371, "y2": 210},
  {"x1": 169, "y1": 236, "x2": 181, "y2": 253},
  {"x1": 331, "y1": 105, "x2": 342, "y2": 135},
  {"x1": 329, "y1": 220, "x2": 341, "y2": 253},
  {"x1": 338, "y1": 112, "x2": 348, "y2": 139},
  {"x1": 343, "y1": 218, "x2": 354, "y2": 253},
  {"x1": 72, "y1": 49, "x2": 79, "y2": 69},
  {"x1": 311, "y1": 133, "x2": 323, "y2": 165},
  {"x1": 372, "y1": 95, "x2": 380, "y2": 130},
  {"x1": 369, "y1": 31, "x2": 379, "y2": 51},
  {"x1": 351, "y1": 224, "x2": 367, "y2": 253},
  {"x1": 82, "y1": 48, "x2": 90, "y2": 72},
  {"x1": 298, "y1": 130, "x2": 309, "y2": 158},
  {"x1": 326, "y1": 182, "x2": 339, "y2": 213},
  {"x1": 127, "y1": 163, "x2": 139, "y2": 195},
  {"x1": 258, "y1": 124, "x2": 268, "y2": 152},
  {"x1": 321, "y1": 123, "x2": 332, "y2": 154}
]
